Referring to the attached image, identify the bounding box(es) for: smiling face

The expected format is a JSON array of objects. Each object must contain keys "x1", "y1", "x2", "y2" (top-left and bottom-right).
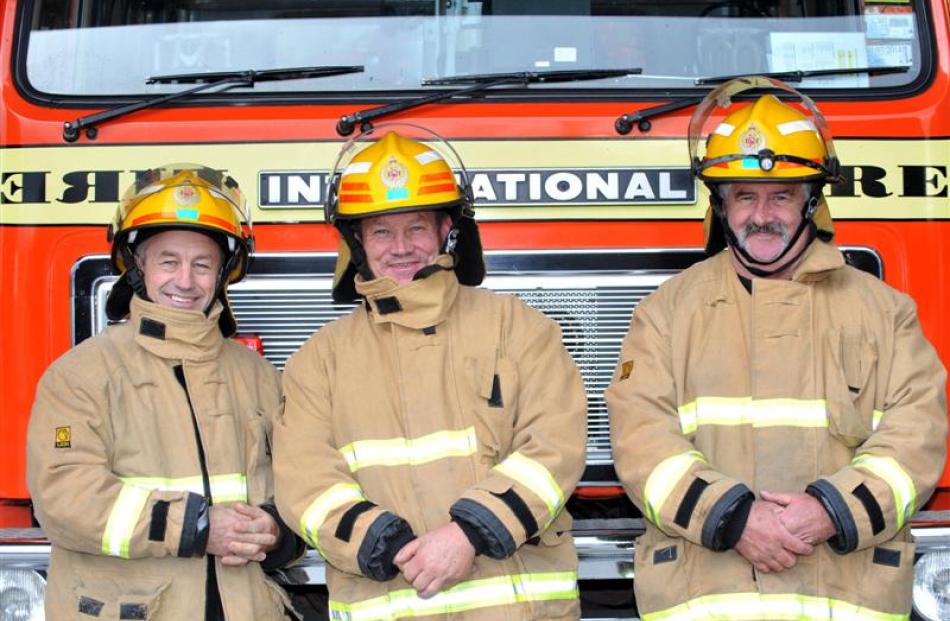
[
  {"x1": 359, "y1": 210, "x2": 452, "y2": 284},
  {"x1": 137, "y1": 229, "x2": 223, "y2": 312},
  {"x1": 722, "y1": 182, "x2": 810, "y2": 268}
]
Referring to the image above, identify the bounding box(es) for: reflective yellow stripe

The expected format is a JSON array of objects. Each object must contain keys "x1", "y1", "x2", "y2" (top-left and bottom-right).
[
  {"x1": 678, "y1": 397, "x2": 829, "y2": 434},
  {"x1": 643, "y1": 450, "x2": 706, "y2": 526},
  {"x1": 101, "y1": 484, "x2": 151, "y2": 558},
  {"x1": 301, "y1": 483, "x2": 367, "y2": 551},
  {"x1": 642, "y1": 592, "x2": 907, "y2": 621},
  {"x1": 493, "y1": 452, "x2": 564, "y2": 522},
  {"x1": 328, "y1": 571, "x2": 578, "y2": 621},
  {"x1": 872, "y1": 409, "x2": 884, "y2": 431},
  {"x1": 339, "y1": 427, "x2": 478, "y2": 472},
  {"x1": 101, "y1": 473, "x2": 248, "y2": 559},
  {"x1": 119, "y1": 473, "x2": 248, "y2": 504},
  {"x1": 852, "y1": 453, "x2": 917, "y2": 530}
]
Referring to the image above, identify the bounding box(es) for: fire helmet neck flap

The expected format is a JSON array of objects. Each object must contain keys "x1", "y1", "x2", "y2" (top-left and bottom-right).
[
  {"x1": 324, "y1": 124, "x2": 485, "y2": 303},
  {"x1": 688, "y1": 76, "x2": 840, "y2": 276},
  {"x1": 105, "y1": 164, "x2": 254, "y2": 337}
]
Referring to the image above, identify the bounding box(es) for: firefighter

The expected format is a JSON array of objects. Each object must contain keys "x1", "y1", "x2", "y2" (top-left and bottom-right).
[
  {"x1": 273, "y1": 129, "x2": 587, "y2": 620},
  {"x1": 606, "y1": 76, "x2": 948, "y2": 619},
  {"x1": 27, "y1": 165, "x2": 304, "y2": 621}
]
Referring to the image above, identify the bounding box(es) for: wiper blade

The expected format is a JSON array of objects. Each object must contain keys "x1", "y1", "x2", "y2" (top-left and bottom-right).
[
  {"x1": 615, "y1": 66, "x2": 911, "y2": 135},
  {"x1": 337, "y1": 68, "x2": 640, "y2": 136},
  {"x1": 146, "y1": 66, "x2": 362, "y2": 85},
  {"x1": 63, "y1": 65, "x2": 364, "y2": 142},
  {"x1": 423, "y1": 68, "x2": 640, "y2": 86},
  {"x1": 695, "y1": 65, "x2": 909, "y2": 85}
]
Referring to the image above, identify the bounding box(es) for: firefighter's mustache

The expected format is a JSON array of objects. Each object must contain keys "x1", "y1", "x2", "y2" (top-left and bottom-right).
[{"x1": 739, "y1": 221, "x2": 790, "y2": 242}]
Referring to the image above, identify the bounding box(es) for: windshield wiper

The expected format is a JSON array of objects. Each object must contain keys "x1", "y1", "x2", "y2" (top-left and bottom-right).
[
  {"x1": 62, "y1": 65, "x2": 364, "y2": 142},
  {"x1": 336, "y1": 68, "x2": 641, "y2": 136},
  {"x1": 695, "y1": 65, "x2": 909, "y2": 85},
  {"x1": 615, "y1": 66, "x2": 910, "y2": 135}
]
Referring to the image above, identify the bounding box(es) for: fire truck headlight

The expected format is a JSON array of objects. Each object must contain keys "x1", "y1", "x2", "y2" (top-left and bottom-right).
[
  {"x1": 0, "y1": 568, "x2": 45, "y2": 621},
  {"x1": 914, "y1": 549, "x2": 950, "y2": 621}
]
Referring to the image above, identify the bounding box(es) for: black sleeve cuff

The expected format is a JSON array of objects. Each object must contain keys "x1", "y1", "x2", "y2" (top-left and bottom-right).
[
  {"x1": 259, "y1": 503, "x2": 306, "y2": 570},
  {"x1": 807, "y1": 480, "x2": 858, "y2": 553},
  {"x1": 452, "y1": 517, "x2": 488, "y2": 556},
  {"x1": 357, "y1": 512, "x2": 416, "y2": 581},
  {"x1": 701, "y1": 484, "x2": 754, "y2": 551},
  {"x1": 449, "y1": 498, "x2": 517, "y2": 560},
  {"x1": 177, "y1": 493, "x2": 209, "y2": 557}
]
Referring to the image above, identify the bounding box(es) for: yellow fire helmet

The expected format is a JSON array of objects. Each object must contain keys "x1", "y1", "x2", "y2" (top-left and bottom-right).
[
  {"x1": 105, "y1": 164, "x2": 253, "y2": 336},
  {"x1": 325, "y1": 124, "x2": 485, "y2": 303},
  {"x1": 689, "y1": 76, "x2": 840, "y2": 184},
  {"x1": 688, "y1": 76, "x2": 840, "y2": 272}
]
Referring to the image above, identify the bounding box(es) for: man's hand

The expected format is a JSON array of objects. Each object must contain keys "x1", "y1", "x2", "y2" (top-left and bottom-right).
[
  {"x1": 761, "y1": 490, "x2": 837, "y2": 546},
  {"x1": 734, "y1": 500, "x2": 814, "y2": 573},
  {"x1": 394, "y1": 522, "x2": 476, "y2": 598},
  {"x1": 206, "y1": 503, "x2": 280, "y2": 566}
]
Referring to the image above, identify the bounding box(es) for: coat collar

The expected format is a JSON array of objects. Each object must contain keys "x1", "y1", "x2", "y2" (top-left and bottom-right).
[
  {"x1": 708, "y1": 240, "x2": 846, "y2": 305},
  {"x1": 130, "y1": 295, "x2": 224, "y2": 362},
  {"x1": 355, "y1": 255, "x2": 460, "y2": 330}
]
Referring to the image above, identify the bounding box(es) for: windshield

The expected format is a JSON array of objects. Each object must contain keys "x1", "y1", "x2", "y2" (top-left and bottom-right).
[{"x1": 24, "y1": 0, "x2": 927, "y2": 97}]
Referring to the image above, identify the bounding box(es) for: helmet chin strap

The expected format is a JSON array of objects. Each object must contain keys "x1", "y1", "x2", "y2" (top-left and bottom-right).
[
  {"x1": 717, "y1": 193, "x2": 820, "y2": 278},
  {"x1": 121, "y1": 244, "x2": 151, "y2": 301}
]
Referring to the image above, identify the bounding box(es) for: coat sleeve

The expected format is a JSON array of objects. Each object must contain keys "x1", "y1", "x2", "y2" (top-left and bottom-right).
[
  {"x1": 449, "y1": 301, "x2": 587, "y2": 559},
  {"x1": 273, "y1": 337, "x2": 415, "y2": 581},
  {"x1": 27, "y1": 360, "x2": 209, "y2": 560},
  {"x1": 807, "y1": 295, "x2": 948, "y2": 553},
  {"x1": 605, "y1": 294, "x2": 754, "y2": 550}
]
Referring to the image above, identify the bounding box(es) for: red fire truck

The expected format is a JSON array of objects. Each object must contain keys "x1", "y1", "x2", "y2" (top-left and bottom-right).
[{"x1": 1, "y1": 1, "x2": 948, "y2": 618}]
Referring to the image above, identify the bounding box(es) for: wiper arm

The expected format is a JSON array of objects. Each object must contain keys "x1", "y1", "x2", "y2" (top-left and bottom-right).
[
  {"x1": 336, "y1": 68, "x2": 640, "y2": 136},
  {"x1": 695, "y1": 65, "x2": 909, "y2": 85},
  {"x1": 615, "y1": 97, "x2": 705, "y2": 135},
  {"x1": 62, "y1": 65, "x2": 364, "y2": 142},
  {"x1": 615, "y1": 66, "x2": 910, "y2": 135}
]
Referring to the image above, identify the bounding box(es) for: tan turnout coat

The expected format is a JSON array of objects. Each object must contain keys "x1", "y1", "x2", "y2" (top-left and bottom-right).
[
  {"x1": 275, "y1": 267, "x2": 587, "y2": 621},
  {"x1": 28, "y1": 297, "x2": 291, "y2": 621},
  {"x1": 607, "y1": 241, "x2": 947, "y2": 621}
]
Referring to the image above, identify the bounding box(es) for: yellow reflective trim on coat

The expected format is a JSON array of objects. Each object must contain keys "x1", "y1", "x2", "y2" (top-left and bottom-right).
[
  {"x1": 852, "y1": 453, "x2": 916, "y2": 530},
  {"x1": 872, "y1": 409, "x2": 884, "y2": 431},
  {"x1": 677, "y1": 397, "x2": 829, "y2": 435},
  {"x1": 493, "y1": 452, "x2": 564, "y2": 521},
  {"x1": 119, "y1": 473, "x2": 249, "y2": 504},
  {"x1": 643, "y1": 450, "x2": 706, "y2": 526},
  {"x1": 339, "y1": 427, "x2": 478, "y2": 472},
  {"x1": 101, "y1": 484, "x2": 151, "y2": 558},
  {"x1": 641, "y1": 591, "x2": 908, "y2": 621},
  {"x1": 328, "y1": 571, "x2": 578, "y2": 621},
  {"x1": 301, "y1": 483, "x2": 367, "y2": 551}
]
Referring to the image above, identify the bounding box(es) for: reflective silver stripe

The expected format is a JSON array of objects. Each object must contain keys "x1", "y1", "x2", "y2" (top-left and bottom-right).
[
  {"x1": 642, "y1": 592, "x2": 907, "y2": 621},
  {"x1": 493, "y1": 452, "x2": 564, "y2": 522},
  {"x1": 329, "y1": 571, "x2": 578, "y2": 621},
  {"x1": 101, "y1": 484, "x2": 151, "y2": 558},
  {"x1": 678, "y1": 397, "x2": 828, "y2": 435},
  {"x1": 852, "y1": 453, "x2": 917, "y2": 530},
  {"x1": 643, "y1": 450, "x2": 706, "y2": 526},
  {"x1": 119, "y1": 473, "x2": 248, "y2": 504},
  {"x1": 339, "y1": 427, "x2": 477, "y2": 472},
  {"x1": 777, "y1": 119, "x2": 818, "y2": 135},
  {"x1": 300, "y1": 483, "x2": 367, "y2": 551},
  {"x1": 872, "y1": 409, "x2": 884, "y2": 431}
]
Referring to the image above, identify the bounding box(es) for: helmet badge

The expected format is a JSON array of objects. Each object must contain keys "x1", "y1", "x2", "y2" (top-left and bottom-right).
[
  {"x1": 174, "y1": 184, "x2": 200, "y2": 207},
  {"x1": 739, "y1": 124, "x2": 766, "y2": 155},
  {"x1": 381, "y1": 156, "x2": 410, "y2": 201}
]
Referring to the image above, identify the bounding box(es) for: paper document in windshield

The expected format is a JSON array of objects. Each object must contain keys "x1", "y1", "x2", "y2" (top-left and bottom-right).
[{"x1": 769, "y1": 32, "x2": 870, "y2": 88}]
